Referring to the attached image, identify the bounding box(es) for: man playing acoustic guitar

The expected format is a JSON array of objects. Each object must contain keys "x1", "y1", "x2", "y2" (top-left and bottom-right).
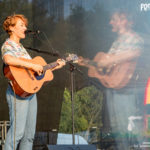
[
  {"x1": 79, "y1": 12, "x2": 144, "y2": 149},
  {"x1": 1, "y1": 14, "x2": 65, "y2": 150},
  {"x1": 79, "y1": 12, "x2": 143, "y2": 89}
]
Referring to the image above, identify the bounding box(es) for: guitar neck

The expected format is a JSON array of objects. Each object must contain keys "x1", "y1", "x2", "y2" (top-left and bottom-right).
[
  {"x1": 43, "y1": 54, "x2": 78, "y2": 72},
  {"x1": 43, "y1": 62, "x2": 58, "y2": 72}
]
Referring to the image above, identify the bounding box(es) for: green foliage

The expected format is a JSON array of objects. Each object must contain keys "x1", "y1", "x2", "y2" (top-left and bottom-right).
[
  {"x1": 59, "y1": 88, "x2": 72, "y2": 133},
  {"x1": 59, "y1": 86, "x2": 103, "y2": 134}
]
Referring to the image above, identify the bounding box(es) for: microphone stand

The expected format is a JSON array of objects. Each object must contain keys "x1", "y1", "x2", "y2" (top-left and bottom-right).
[
  {"x1": 68, "y1": 62, "x2": 105, "y2": 145},
  {"x1": 25, "y1": 47, "x2": 60, "y2": 57},
  {"x1": 69, "y1": 63, "x2": 83, "y2": 145},
  {"x1": 68, "y1": 63, "x2": 91, "y2": 145},
  {"x1": 69, "y1": 63, "x2": 75, "y2": 145}
]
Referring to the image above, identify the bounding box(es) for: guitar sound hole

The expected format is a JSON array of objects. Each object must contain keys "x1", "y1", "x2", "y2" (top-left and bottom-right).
[{"x1": 34, "y1": 72, "x2": 45, "y2": 80}]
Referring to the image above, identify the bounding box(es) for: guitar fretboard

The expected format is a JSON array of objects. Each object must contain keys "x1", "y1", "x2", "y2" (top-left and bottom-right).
[
  {"x1": 43, "y1": 62, "x2": 58, "y2": 71},
  {"x1": 43, "y1": 54, "x2": 78, "y2": 72}
]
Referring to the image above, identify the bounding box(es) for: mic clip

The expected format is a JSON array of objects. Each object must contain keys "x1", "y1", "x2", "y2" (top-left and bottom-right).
[{"x1": 25, "y1": 30, "x2": 40, "y2": 34}]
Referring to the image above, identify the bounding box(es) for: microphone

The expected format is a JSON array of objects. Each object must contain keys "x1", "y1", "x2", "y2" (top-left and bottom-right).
[{"x1": 25, "y1": 30, "x2": 40, "y2": 34}]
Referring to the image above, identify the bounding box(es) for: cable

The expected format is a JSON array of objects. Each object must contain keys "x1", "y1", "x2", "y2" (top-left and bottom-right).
[{"x1": 10, "y1": 82, "x2": 16, "y2": 150}]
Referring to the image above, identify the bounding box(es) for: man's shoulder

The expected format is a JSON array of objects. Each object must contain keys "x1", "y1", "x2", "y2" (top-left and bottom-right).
[{"x1": 130, "y1": 31, "x2": 144, "y2": 43}]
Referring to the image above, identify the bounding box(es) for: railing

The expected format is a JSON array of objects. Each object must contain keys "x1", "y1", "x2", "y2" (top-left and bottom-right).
[{"x1": 0, "y1": 121, "x2": 10, "y2": 150}]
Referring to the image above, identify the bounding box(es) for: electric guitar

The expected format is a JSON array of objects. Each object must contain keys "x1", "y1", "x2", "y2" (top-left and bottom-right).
[
  {"x1": 78, "y1": 52, "x2": 137, "y2": 89},
  {"x1": 4, "y1": 54, "x2": 78, "y2": 98}
]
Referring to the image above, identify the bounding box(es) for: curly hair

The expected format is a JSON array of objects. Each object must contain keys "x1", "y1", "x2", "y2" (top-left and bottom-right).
[{"x1": 3, "y1": 14, "x2": 28, "y2": 35}]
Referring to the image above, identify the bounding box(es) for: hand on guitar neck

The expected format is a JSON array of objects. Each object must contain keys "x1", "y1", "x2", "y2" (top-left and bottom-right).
[{"x1": 51, "y1": 59, "x2": 66, "y2": 71}]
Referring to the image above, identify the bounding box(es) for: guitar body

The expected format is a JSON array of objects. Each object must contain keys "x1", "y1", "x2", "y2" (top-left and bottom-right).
[
  {"x1": 87, "y1": 52, "x2": 136, "y2": 89},
  {"x1": 4, "y1": 56, "x2": 54, "y2": 97}
]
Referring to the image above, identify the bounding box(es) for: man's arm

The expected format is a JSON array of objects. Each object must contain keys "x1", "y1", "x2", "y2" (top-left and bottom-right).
[{"x1": 97, "y1": 49, "x2": 141, "y2": 67}]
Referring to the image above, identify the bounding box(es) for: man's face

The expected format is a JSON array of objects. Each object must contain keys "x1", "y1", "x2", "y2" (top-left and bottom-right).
[{"x1": 110, "y1": 14, "x2": 128, "y2": 33}]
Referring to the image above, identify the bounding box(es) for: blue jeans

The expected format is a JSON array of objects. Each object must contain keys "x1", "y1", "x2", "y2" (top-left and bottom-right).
[
  {"x1": 106, "y1": 87, "x2": 144, "y2": 150},
  {"x1": 4, "y1": 85, "x2": 37, "y2": 150}
]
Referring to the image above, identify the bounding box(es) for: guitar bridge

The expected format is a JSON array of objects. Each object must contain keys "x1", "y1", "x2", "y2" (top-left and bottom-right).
[{"x1": 33, "y1": 87, "x2": 38, "y2": 91}]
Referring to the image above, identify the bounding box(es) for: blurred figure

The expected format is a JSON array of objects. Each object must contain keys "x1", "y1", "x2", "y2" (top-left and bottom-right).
[
  {"x1": 79, "y1": 12, "x2": 144, "y2": 149},
  {"x1": 79, "y1": 12, "x2": 143, "y2": 89}
]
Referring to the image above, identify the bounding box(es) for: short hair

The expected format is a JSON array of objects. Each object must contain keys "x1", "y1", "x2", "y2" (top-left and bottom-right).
[
  {"x1": 111, "y1": 12, "x2": 133, "y2": 28},
  {"x1": 3, "y1": 14, "x2": 28, "y2": 35},
  {"x1": 112, "y1": 12, "x2": 127, "y2": 22}
]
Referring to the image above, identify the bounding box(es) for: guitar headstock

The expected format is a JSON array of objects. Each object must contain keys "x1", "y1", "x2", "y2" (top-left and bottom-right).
[{"x1": 65, "y1": 53, "x2": 78, "y2": 63}]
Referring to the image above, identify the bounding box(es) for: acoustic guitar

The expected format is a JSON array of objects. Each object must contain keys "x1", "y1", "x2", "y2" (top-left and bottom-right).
[
  {"x1": 4, "y1": 54, "x2": 78, "y2": 98},
  {"x1": 79, "y1": 52, "x2": 137, "y2": 89}
]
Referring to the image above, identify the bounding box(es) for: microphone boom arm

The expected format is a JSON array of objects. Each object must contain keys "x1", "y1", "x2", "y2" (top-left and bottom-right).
[{"x1": 25, "y1": 47, "x2": 60, "y2": 57}]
